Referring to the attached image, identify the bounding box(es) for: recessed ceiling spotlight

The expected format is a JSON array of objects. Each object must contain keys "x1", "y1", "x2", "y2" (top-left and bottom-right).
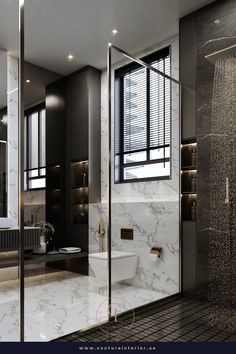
[
  {"x1": 66, "y1": 53, "x2": 76, "y2": 62},
  {"x1": 111, "y1": 27, "x2": 119, "y2": 37},
  {"x1": 26, "y1": 79, "x2": 31, "y2": 84},
  {"x1": 214, "y1": 19, "x2": 220, "y2": 24}
]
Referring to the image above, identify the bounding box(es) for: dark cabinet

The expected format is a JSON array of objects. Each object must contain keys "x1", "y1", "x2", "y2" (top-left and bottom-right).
[
  {"x1": 180, "y1": 16, "x2": 197, "y2": 140},
  {"x1": 46, "y1": 80, "x2": 65, "y2": 166},
  {"x1": 46, "y1": 81, "x2": 66, "y2": 248},
  {"x1": 66, "y1": 70, "x2": 89, "y2": 161},
  {"x1": 64, "y1": 67, "x2": 101, "y2": 274},
  {"x1": 182, "y1": 222, "x2": 197, "y2": 295},
  {"x1": 180, "y1": 15, "x2": 198, "y2": 296},
  {"x1": 45, "y1": 66, "x2": 101, "y2": 274}
]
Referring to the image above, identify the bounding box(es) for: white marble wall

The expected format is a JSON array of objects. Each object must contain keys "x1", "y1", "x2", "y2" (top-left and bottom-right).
[
  {"x1": 24, "y1": 190, "x2": 46, "y2": 224},
  {"x1": 7, "y1": 56, "x2": 19, "y2": 224},
  {"x1": 89, "y1": 35, "x2": 180, "y2": 296}
]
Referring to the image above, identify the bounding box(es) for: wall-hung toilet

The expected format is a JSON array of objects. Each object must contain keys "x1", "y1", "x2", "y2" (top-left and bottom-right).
[{"x1": 89, "y1": 251, "x2": 138, "y2": 282}]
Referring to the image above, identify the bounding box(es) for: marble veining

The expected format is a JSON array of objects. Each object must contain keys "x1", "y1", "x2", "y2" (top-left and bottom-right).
[
  {"x1": 89, "y1": 35, "x2": 180, "y2": 298},
  {"x1": 0, "y1": 37, "x2": 180, "y2": 342},
  {"x1": 24, "y1": 190, "x2": 46, "y2": 224},
  {"x1": 0, "y1": 272, "x2": 167, "y2": 342},
  {"x1": 196, "y1": 0, "x2": 236, "y2": 292},
  {"x1": 7, "y1": 56, "x2": 19, "y2": 224}
]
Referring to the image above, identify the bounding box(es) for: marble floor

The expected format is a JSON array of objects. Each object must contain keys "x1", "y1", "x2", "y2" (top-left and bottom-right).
[
  {"x1": 59, "y1": 296, "x2": 236, "y2": 343},
  {"x1": 0, "y1": 271, "x2": 166, "y2": 342}
]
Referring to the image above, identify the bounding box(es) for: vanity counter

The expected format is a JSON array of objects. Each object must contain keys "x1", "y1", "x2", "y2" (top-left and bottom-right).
[{"x1": 0, "y1": 227, "x2": 40, "y2": 251}]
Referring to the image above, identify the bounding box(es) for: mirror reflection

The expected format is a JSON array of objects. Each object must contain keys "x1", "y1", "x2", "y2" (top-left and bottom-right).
[
  {"x1": 0, "y1": 0, "x2": 20, "y2": 342},
  {"x1": 0, "y1": 50, "x2": 7, "y2": 217},
  {"x1": 24, "y1": 62, "x2": 60, "y2": 223}
]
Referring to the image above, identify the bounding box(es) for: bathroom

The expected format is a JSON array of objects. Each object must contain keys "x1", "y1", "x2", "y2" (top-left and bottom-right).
[{"x1": 0, "y1": 0, "x2": 236, "y2": 343}]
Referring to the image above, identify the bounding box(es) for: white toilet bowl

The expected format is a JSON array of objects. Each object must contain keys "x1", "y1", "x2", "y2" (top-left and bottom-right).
[{"x1": 89, "y1": 251, "x2": 138, "y2": 282}]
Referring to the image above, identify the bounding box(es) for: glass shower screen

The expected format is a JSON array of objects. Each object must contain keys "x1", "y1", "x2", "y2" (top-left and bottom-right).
[{"x1": 107, "y1": 43, "x2": 181, "y2": 325}]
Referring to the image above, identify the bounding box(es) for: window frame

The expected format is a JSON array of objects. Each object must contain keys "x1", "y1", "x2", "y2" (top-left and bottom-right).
[
  {"x1": 24, "y1": 103, "x2": 46, "y2": 191},
  {"x1": 114, "y1": 46, "x2": 172, "y2": 184}
]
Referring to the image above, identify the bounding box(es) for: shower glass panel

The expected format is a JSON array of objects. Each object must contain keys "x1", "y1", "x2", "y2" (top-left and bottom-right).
[
  {"x1": 0, "y1": 0, "x2": 20, "y2": 341},
  {"x1": 23, "y1": 0, "x2": 108, "y2": 341},
  {"x1": 9, "y1": 0, "x2": 182, "y2": 340},
  {"x1": 108, "y1": 44, "x2": 180, "y2": 321},
  {"x1": 200, "y1": 44, "x2": 236, "y2": 331}
]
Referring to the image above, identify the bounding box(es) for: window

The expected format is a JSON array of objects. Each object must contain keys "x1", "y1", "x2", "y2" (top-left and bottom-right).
[
  {"x1": 24, "y1": 104, "x2": 46, "y2": 190},
  {"x1": 115, "y1": 47, "x2": 171, "y2": 182}
]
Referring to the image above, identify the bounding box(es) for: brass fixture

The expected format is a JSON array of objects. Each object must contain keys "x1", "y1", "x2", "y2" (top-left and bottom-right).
[
  {"x1": 150, "y1": 247, "x2": 163, "y2": 259},
  {"x1": 98, "y1": 218, "x2": 105, "y2": 236},
  {"x1": 98, "y1": 217, "x2": 105, "y2": 252}
]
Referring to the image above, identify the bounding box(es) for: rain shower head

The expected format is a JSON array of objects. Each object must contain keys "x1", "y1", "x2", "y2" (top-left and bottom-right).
[{"x1": 205, "y1": 44, "x2": 236, "y2": 64}]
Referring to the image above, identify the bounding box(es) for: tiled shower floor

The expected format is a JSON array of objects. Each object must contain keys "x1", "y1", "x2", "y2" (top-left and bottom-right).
[
  {"x1": 57, "y1": 295, "x2": 236, "y2": 342},
  {"x1": 0, "y1": 271, "x2": 166, "y2": 341}
]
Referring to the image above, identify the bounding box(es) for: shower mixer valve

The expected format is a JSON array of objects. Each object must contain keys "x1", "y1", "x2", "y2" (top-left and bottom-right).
[{"x1": 98, "y1": 222, "x2": 105, "y2": 236}]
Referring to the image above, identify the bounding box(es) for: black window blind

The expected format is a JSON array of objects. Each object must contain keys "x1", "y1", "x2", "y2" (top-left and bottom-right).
[{"x1": 115, "y1": 47, "x2": 171, "y2": 182}]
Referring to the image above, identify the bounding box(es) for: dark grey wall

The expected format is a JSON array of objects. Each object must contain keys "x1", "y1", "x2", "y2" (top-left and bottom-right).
[
  {"x1": 24, "y1": 62, "x2": 61, "y2": 109},
  {"x1": 46, "y1": 79, "x2": 66, "y2": 248},
  {"x1": 0, "y1": 107, "x2": 7, "y2": 141},
  {"x1": 196, "y1": 0, "x2": 236, "y2": 294},
  {"x1": 46, "y1": 66, "x2": 101, "y2": 268},
  {"x1": 180, "y1": 16, "x2": 197, "y2": 140},
  {"x1": 180, "y1": 0, "x2": 236, "y2": 296}
]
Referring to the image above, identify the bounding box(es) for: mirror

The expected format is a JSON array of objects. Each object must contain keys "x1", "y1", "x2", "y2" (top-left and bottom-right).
[
  {"x1": 0, "y1": 0, "x2": 19, "y2": 224},
  {"x1": 23, "y1": 62, "x2": 60, "y2": 224},
  {"x1": 0, "y1": 50, "x2": 7, "y2": 217},
  {"x1": 0, "y1": 0, "x2": 20, "y2": 342}
]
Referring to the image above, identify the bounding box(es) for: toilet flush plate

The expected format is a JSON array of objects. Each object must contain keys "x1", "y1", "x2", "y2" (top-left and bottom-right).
[{"x1": 121, "y1": 228, "x2": 133, "y2": 240}]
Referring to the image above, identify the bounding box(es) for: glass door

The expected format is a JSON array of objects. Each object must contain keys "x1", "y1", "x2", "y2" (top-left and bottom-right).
[
  {"x1": 0, "y1": 0, "x2": 21, "y2": 341},
  {"x1": 107, "y1": 43, "x2": 181, "y2": 325},
  {"x1": 21, "y1": 0, "x2": 183, "y2": 341},
  {"x1": 199, "y1": 39, "x2": 236, "y2": 330},
  {"x1": 23, "y1": 0, "x2": 109, "y2": 341}
]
